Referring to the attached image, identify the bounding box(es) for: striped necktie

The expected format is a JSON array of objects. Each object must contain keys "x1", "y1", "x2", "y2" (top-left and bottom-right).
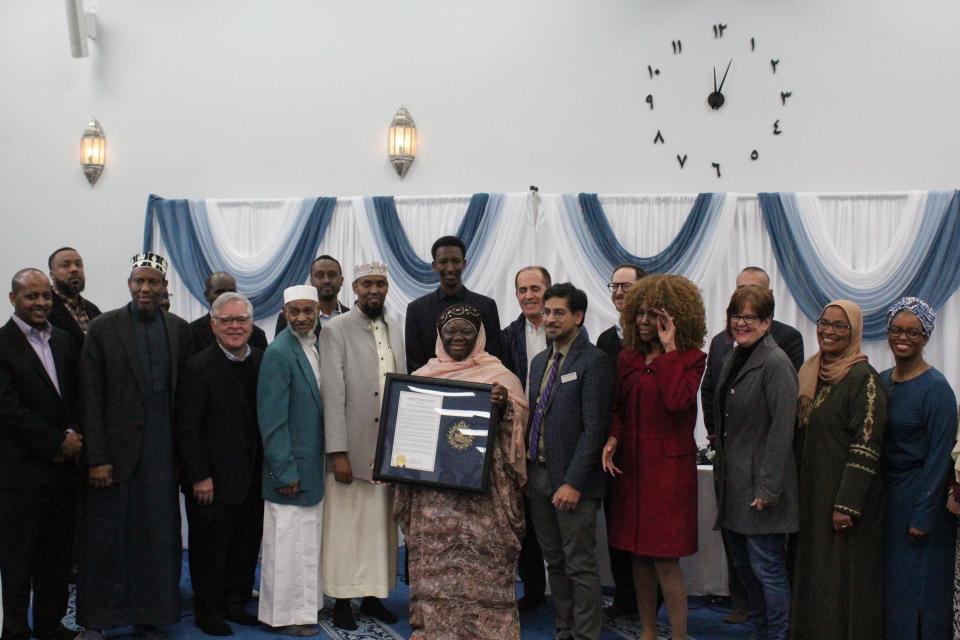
[{"x1": 528, "y1": 350, "x2": 563, "y2": 461}]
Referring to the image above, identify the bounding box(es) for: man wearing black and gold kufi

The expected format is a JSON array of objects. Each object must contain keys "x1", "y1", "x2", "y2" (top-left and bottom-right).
[{"x1": 76, "y1": 252, "x2": 192, "y2": 640}]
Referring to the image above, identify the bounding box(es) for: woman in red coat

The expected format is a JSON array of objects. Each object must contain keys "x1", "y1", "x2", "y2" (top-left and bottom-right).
[{"x1": 602, "y1": 274, "x2": 707, "y2": 640}]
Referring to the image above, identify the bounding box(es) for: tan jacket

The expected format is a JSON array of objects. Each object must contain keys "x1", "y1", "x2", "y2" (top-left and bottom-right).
[{"x1": 320, "y1": 307, "x2": 405, "y2": 482}]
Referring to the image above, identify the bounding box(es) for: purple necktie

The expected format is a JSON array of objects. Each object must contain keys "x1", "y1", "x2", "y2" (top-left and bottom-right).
[{"x1": 528, "y1": 351, "x2": 562, "y2": 462}]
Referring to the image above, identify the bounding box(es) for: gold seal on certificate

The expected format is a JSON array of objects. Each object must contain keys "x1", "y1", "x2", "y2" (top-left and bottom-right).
[{"x1": 447, "y1": 420, "x2": 474, "y2": 451}]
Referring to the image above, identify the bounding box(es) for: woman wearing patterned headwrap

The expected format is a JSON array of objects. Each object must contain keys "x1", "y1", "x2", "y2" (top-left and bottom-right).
[
  {"x1": 791, "y1": 300, "x2": 887, "y2": 640},
  {"x1": 394, "y1": 303, "x2": 529, "y2": 639},
  {"x1": 875, "y1": 297, "x2": 957, "y2": 639}
]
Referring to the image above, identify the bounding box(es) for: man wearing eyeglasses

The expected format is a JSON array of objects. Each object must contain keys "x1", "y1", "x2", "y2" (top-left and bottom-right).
[
  {"x1": 596, "y1": 264, "x2": 646, "y2": 365},
  {"x1": 700, "y1": 266, "x2": 804, "y2": 625},
  {"x1": 176, "y1": 292, "x2": 265, "y2": 636},
  {"x1": 189, "y1": 272, "x2": 268, "y2": 355},
  {"x1": 526, "y1": 283, "x2": 614, "y2": 640},
  {"x1": 594, "y1": 263, "x2": 646, "y2": 618}
]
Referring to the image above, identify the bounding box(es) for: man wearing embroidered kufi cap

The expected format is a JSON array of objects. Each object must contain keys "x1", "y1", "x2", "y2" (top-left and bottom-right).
[
  {"x1": 256, "y1": 284, "x2": 326, "y2": 635},
  {"x1": 77, "y1": 252, "x2": 192, "y2": 640},
  {"x1": 319, "y1": 261, "x2": 403, "y2": 629}
]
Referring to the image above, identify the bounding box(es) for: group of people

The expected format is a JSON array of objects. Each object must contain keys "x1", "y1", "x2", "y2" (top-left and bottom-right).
[{"x1": 0, "y1": 236, "x2": 958, "y2": 640}]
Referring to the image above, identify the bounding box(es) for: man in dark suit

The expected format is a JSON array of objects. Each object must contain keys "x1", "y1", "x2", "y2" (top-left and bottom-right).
[
  {"x1": 177, "y1": 292, "x2": 264, "y2": 636},
  {"x1": 0, "y1": 269, "x2": 82, "y2": 640},
  {"x1": 526, "y1": 283, "x2": 615, "y2": 640},
  {"x1": 273, "y1": 255, "x2": 349, "y2": 339},
  {"x1": 404, "y1": 236, "x2": 502, "y2": 373},
  {"x1": 500, "y1": 266, "x2": 551, "y2": 611},
  {"x1": 699, "y1": 265, "x2": 804, "y2": 625},
  {"x1": 46, "y1": 247, "x2": 101, "y2": 345},
  {"x1": 592, "y1": 263, "x2": 646, "y2": 618},
  {"x1": 595, "y1": 264, "x2": 646, "y2": 364},
  {"x1": 189, "y1": 271, "x2": 267, "y2": 354},
  {"x1": 76, "y1": 252, "x2": 192, "y2": 640}
]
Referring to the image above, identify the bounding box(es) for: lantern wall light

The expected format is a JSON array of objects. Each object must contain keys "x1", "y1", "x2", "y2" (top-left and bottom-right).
[
  {"x1": 80, "y1": 117, "x2": 105, "y2": 186},
  {"x1": 387, "y1": 106, "x2": 416, "y2": 178}
]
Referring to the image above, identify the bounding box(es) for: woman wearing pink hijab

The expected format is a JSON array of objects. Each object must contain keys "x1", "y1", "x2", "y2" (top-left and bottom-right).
[
  {"x1": 394, "y1": 303, "x2": 529, "y2": 640},
  {"x1": 791, "y1": 300, "x2": 887, "y2": 640}
]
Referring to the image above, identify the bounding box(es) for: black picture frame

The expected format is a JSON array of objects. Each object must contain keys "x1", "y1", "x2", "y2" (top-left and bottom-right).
[{"x1": 373, "y1": 373, "x2": 496, "y2": 494}]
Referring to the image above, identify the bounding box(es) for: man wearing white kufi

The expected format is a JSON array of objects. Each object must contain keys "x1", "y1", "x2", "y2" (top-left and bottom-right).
[
  {"x1": 320, "y1": 261, "x2": 404, "y2": 629},
  {"x1": 256, "y1": 285, "x2": 325, "y2": 636}
]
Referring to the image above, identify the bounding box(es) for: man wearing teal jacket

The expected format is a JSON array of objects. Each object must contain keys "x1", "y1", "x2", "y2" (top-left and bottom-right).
[{"x1": 256, "y1": 285, "x2": 325, "y2": 637}]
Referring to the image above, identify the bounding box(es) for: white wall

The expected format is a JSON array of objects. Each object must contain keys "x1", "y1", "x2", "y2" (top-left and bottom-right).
[{"x1": 1, "y1": 0, "x2": 959, "y2": 311}]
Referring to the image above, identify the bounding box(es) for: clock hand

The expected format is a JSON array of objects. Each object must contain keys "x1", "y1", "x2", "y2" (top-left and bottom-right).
[
  {"x1": 717, "y1": 58, "x2": 733, "y2": 93},
  {"x1": 713, "y1": 67, "x2": 718, "y2": 93}
]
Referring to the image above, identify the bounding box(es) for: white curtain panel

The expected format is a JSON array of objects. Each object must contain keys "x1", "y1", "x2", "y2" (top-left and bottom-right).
[{"x1": 157, "y1": 191, "x2": 960, "y2": 445}]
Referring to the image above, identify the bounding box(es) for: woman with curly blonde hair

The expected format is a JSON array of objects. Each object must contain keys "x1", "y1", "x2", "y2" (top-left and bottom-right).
[{"x1": 601, "y1": 274, "x2": 706, "y2": 640}]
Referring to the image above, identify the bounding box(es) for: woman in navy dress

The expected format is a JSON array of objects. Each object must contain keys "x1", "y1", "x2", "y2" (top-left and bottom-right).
[{"x1": 880, "y1": 297, "x2": 957, "y2": 639}]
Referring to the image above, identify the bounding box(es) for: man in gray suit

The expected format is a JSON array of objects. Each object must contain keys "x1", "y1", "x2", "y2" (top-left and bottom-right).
[
  {"x1": 319, "y1": 261, "x2": 403, "y2": 630},
  {"x1": 77, "y1": 252, "x2": 192, "y2": 640},
  {"x1": 526, "y1": 283, "x2": 615, "y2": 640}
]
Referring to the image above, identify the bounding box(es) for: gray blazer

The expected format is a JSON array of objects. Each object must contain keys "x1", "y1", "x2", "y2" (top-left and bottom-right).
[
  {"x1": 320, "y1": 308, "x2": 405, "y2": 482},
  {"x1": 712, "y1": 333, "x2": 799, "y2": 535},
  {"x1": 526, "y1": 333, "x2": 614, "y2": 500}
]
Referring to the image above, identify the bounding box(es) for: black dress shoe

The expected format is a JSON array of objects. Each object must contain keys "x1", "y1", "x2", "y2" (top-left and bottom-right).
[
  {"x1": 602, "y1": 602, "x2": 638, "y2": 618},
  {"x1": 332, "y1": 602, "x2": 358, "y2": 631},
  {"x1": 224, "y1": 609, "x2": 260, "y2": 627},
  {"x1": 40, "y1": 624, "x2": 80, "y2": 640},
  {"x1": 517, "y1": 594, "x2": 545, "y2": 612},
  {"x1": 359, "y1": 597, "x2": 398, "y2": 624},
  {"x1": 194, "y1": 617, "x2": 233, "y2": 637}
]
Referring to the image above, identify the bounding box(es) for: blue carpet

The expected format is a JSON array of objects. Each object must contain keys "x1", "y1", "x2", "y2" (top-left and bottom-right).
[{"x1": 61, "y1": 552, "x2": 750, "y2": 639}]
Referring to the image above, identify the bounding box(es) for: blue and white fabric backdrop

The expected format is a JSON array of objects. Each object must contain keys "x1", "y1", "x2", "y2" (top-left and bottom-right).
[{"x1": 145, "y1": 190, "x2": 960, "y2": 444}]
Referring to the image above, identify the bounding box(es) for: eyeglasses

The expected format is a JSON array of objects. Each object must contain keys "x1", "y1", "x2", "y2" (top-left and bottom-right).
[
  {"x1": 815, "y1": 319, "x2": 851, "y2": 334},
  {"x1": 213, "y1": 315, "x2": 252, "y2": 325},
  {"x1": 887, "y1": 326, "x2": 925, "y2": 339},
  {"x1": 606, "y1": 282, "x2": 633, "y2": 292},
  {"x1": 730, "y1": 314, "x2": 760, "y2": 326}
]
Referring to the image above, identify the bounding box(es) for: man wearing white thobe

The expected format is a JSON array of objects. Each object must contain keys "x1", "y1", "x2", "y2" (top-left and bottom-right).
[
  {"x1": 256, "y1": 285, "x2": 325, "y2": 637},
  {"x1": 320, "y1": 261, "x2": 404, "y2": 630}
]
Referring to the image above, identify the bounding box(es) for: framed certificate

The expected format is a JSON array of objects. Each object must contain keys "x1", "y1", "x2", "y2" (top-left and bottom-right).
[{"x1": 373, "y1": 373, "x2": 496, "y2": 493}]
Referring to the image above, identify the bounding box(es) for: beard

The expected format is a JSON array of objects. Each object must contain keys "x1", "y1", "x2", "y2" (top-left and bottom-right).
[
  {"x1": 360, "y1": 302, "x2": 384, "y2": 319},
  {"x1": 54, "y1": 276, "x2": 85, "y2": 298},
  {"x1": 317, "y1": 288, "x2": 338, "y2": 303}
]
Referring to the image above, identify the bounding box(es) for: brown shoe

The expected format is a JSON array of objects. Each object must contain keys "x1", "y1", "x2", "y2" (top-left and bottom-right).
[{"x1": 722, "y1": 609, "x2": 749, "y2": 624}]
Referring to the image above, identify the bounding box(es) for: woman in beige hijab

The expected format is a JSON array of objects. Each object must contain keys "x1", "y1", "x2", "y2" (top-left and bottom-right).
[{"x1": 791, "y1": 300, "x2": 887, "y2": 640}]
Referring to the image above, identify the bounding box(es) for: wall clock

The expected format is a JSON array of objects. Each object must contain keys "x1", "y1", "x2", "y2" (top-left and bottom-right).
[{"x1": 645, "y1": 24, "x2": 792, "y2": 178}]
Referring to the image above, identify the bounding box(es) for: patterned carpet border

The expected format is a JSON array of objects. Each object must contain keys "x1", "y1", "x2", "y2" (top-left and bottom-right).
[
  {"x1": 601, "y1": 595, "x2": 696, "y2": 640},
  {"x1": 316, "y1": 597, "x2": 404, "y2": 640}
]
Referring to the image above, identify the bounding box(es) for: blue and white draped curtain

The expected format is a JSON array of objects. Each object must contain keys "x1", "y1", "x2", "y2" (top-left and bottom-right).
[{"x1": 145, "y1": 189, "x2": 960, "y2": 441}]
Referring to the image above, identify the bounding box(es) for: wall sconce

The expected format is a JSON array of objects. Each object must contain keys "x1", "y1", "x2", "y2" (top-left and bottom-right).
[
  {"x1": 80, "y1": 117, "x2": 105, "y2": 186},
  {"x1": 387, "y1": 106, "x2": 416, "y2": 178}
]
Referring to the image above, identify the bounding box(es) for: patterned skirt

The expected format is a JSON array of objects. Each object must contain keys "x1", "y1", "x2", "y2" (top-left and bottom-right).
[{"x1": 954, "y1": 521, "x2": 960, "y2": 639}]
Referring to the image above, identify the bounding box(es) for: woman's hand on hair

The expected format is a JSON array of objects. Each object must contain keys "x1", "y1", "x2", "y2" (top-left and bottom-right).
[
  {"x1": 655, "y1": 309, "x2": 677, "y2": 352},
  {"x1": 601, "y1": 436, "x2": 622, "y2": 476}
]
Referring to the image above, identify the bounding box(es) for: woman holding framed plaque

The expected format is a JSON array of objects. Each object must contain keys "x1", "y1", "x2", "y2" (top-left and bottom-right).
[{"x1": 394, "y1": 304, "x2": 530, "y2": 640}]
